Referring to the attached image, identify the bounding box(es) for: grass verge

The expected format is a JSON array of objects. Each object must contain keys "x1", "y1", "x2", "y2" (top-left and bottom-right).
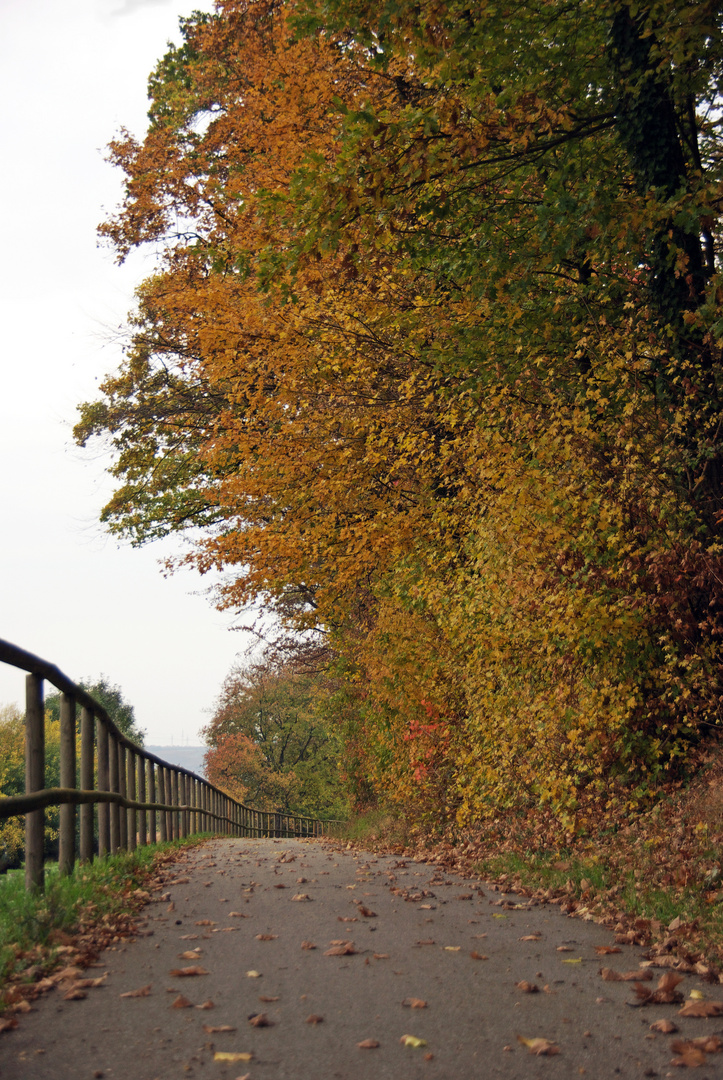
[{"x1": 0, "y1": 834, "x2": 212, "y2": 1011}]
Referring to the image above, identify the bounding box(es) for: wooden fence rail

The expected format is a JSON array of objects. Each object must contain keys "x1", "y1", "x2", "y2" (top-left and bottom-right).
[{"x1": 0, "y1": 639, "x2": 341, "y2": 891}]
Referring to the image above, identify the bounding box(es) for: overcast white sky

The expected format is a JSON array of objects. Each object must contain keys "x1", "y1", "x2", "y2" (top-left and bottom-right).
[{"x1": 0, "y1": 0, "x2": 251, "y2": 744}]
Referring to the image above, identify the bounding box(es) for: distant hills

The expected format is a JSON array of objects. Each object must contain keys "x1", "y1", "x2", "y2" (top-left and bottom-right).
[{"x1": 146, "y1": 745, "x2": 207, "y2": 778}]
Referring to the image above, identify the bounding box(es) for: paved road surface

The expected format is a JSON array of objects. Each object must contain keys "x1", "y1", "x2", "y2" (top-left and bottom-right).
[{"x1": 0, "y1": 838, "x2": 718, "y2": 1078}]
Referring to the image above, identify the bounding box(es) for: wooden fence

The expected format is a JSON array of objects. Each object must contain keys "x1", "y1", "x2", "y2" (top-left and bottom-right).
[{"x1": 0, "y1": 639, "x2": 341, "y2": 892}]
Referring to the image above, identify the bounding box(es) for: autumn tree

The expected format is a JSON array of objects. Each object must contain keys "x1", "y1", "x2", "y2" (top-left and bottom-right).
[
  {"x1": 203, "y1": 659, "x2": 348, "y2": 817},
  {"x1": 45, "y1": 677, "x2": 145, "y2": 745},
  {"x1": 77, "y1": 0, "x2": 723, "y2": 832}
]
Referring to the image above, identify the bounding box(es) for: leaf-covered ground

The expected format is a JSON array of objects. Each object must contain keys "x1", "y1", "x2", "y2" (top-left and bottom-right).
[{"x1": 348, "y1": 744, "x2": 723, "y2": 973}]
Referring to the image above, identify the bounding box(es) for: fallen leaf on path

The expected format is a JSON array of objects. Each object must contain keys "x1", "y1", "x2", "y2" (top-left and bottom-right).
[
  {"x1": 166, "y1": 901, "x2": 175, "y2": 912},
  {"x1": 179, "y1": 950, "x2": 202, "y2": 960},
  {"x1": 172, "y1": 995, "x2": 193, "y2": 1009},
  {"x1": 516, "y1": 981, "x2": 539, "y2": 993},
  {"x1": 63, "y1": 988, "x2": 87, "y2": 1000},
  {"x1": 678, "y1": 1000, "x2": 723, "y2": 1017},
  {"x1": 631, "y1": 972, "x2": 685, "y2": 1006},
  {"x1": 338, "y1": 916, "x2": 358, "y2": 922},
  {"x1": 0, "y1": 1018, "x2": 18, "y2": 1033},
  {"x1": 324, "y1": 942, "x2": 358, "y2": 956},
  {"x1": 301, "y1": 941, "x2": 317, "y2": 950},
  {"x1": 518, "y1": 1036, "x2": 560, "y2": 1056},
  {"x1": 196, "y1": 1000, "x2": 215, "y2": 1009},
  {"x1": 601, "y1": 968, "x2": 653, "y2": 982},
  {"x1": 358, "y1": 906, "x2": 376, "y2": 918},
  {"x1": 203, "y1": 1025, "x2": 236, "y2": 1034},
  {"x1": 213, "y1": 1052, "x2": 253, "y2": 1063},
  {"x1": 415, "y1": 939, "x2": 435, "y2": 946},
  {"x1": 306, "y1": 1014, "x2": 324, "y2": 1024},
  {"x1": 246, "y1": 971, "x2": 261, "y2": 978},
  {"x1": 444, "y1": 946, "x2": 460, "y2": 952},
  {"x1": 561, "y1": 957, "x2": 582, "y2": 965},
  {"x1": 259, "y1": 995, "x2": 279, "y2": 1003},
  {"x1": 273, "y1": 884, "x2": 287, "y2": 889},
  {"x1": 120, "y1": 985, "x2": 151, "y2": 998},
  {"x1": 689, "y1": 989, "x2": 705, "y2": 1000},
  {"x1": 556, "y1": 946, "x2": 574, "y2": 953},
  {"x1": 470, "y1": 951, "x2": 488, "y2": 960},
  {"x1": 53, "y1": 966, "x2": 84, "y2": 982},
  {"x1": 492, "y1": 914, "x2": 507, "y2": 920},
  {"x1": 291, "y1": 894, "x2": 310, "y2": 901},
  {"x1": 229, "y1": 912, "x2": 248, "y2": 918},
  {"x1": 373, "y1": 953, "x2": 389, "y2": 959},
  {"x1": 595, "y1": 946, "x2": 622, "y2": 956},
  {"x1": 357, "y1": 1039, "x2": 380, "y2": 1049},
  {"x1": 211, "y1": 927, "x2": 239, "y2": 933},
  {"x1": 402, "y1": 998, "x2": 427, "y2": 1008},
  {"x1": 169, "y1": 967, "x2": 209, "y2": 977},
  {"x1": 74, "y1": 975, "x2": 108, "y2": 989},
  {"x1": 180, "y1": 934, "x2": 199, "y2": 940},
  {"x1": 248, "y1": 1013, "x2": 273, "y2": 1027},
  {"x1": 195, "y1": 920, "x2": 216, "y2": 927},
  {"x1": 519, "y1": 935, "x2": 541, "y2": 942},
  {"x1": 401, "y1": 1035, "x2": 427, "y2": 1048},
  {"x1": 255, "y1": 934, "x2": 278, "y2": 941},
  {"x1": 650, "y1": 1019, "x2": 678, "y2": 1033},
  {"x1": 670, "y1": 1042, "x2": 708, "y2": 1067}
]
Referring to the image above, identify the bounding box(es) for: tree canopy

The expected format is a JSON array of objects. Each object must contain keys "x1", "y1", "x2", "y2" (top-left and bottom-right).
[{"x1": 77, "y1": 0, "x2": 723, "y2": 832}]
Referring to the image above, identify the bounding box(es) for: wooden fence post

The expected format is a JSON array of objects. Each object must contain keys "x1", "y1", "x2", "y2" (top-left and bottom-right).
[
  {"x1": 109, "y1": 735, "x2": 120, "y2": 855},
  {"x1": 118, "y1": 743, "x2": 127, "y2": 851},
  {"x1": 79, "y1": 705, "x2": 94, "y2": 862},
  {"x1": 58, "y1": 692, "x2": 76, "y2": 876},
  {"x1": 157, "y1": 767, "x2": 167, "y2": 842},
  {"x1": 127, "y1": 750, "x2": 136, "y2": 852},
  {"x1": 147, "y1": 759, "x2": 156, "y2": 845},
  {"x1": 171, "y1": 771, "x2": 179, "y2": 840},
  {"x1": 137, "y1": 755, "x2": 147, "y2": 846},
  {"x1": 25, "y1": 674, "x2": 45, "y2": 892},
  {"x1": 96, "y1": 719, "x2": 110, "y2": 857}
]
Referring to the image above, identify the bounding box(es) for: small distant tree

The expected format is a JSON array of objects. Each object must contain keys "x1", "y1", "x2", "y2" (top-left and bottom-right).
[
  {"x1": 45, "y1": 676, "x2": 145, "y2": 745},
  {"x1": 203, "y1": 659, "x2": 348, "y2": 819}
]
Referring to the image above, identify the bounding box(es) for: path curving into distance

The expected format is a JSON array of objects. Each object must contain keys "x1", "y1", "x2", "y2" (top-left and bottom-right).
[{"x1": 0, "y1": 838, "x2": 715, "y2": 1078}]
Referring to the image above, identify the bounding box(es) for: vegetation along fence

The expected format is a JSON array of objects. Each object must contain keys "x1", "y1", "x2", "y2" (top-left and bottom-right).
[{"x1": 0, "y1": 639, "x2": 340, "y2": 892}]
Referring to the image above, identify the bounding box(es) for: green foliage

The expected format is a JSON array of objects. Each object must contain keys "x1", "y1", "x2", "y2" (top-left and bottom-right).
[
  {"x1": 44, "y1": 677, "x2": 145, "y2": 746},
  {"x1": 203, "y1": 659, "x2": 349, "y2": 819},
  {"x1": 0, "y1": 706, "x2": 60, "y2": 870}
]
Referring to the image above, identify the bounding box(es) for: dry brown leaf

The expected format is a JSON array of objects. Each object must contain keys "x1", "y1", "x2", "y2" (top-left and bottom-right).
[
  {"x1": 259, "y1": 995, "x2": 280, "y2": 1003},
  {"x1": 166, "y1": 901, "x2": 175, "y2": 912},
  {"x1": 120, "y1": 985, "x2": 151, "y2": 998},
  {"x1": 172, "y1": 995, "x2": 193, "y2": 1009},
  {"x1": 53, "y1": 966, "x2": 84, "y2": 982},
  {"x1": 248, "y1": 1013, "x2": 273, "y2": 1027},
  {"x1": 679, "y1": 1000, "x2": 723, "y2": 1017},
  {"x1": 169, "y1": 966, "x2": 209, "y2": 977},
  {"x1": 470, "y1": 951, "x2": 488, "y2": 960},
  {"x1": 650, "y1": 1019, "x2": 678, "y2": 1034},
  {"x1": 519, "y1": 935, "x2": 541, "y2": 942},
  {"x1": 63, "y1": 988, "x2": 87, "y2": 1001},
  {"x1": 324, "y1": 943, "x2": 358, "y2": 956},
  {"x1": 255, "y1": 934, "x2": 278, "y2": 941},
  {"x1": 203, "y1": 1024, "x2": 236, "y2": 1033},
  {"x1": 74, "y1": 975, "x2": 107, "y2": 989},
  {"x1": 516, "y1": 981, "x2": 540, "y2": 993},
  {"x1": 180, "y1": 934, "x2": 199, "y2": 940},
  {"x1": 357, "y1": 1039, "x2": 380, "y2": 1049},
  {"x1": 306, "y1": 1014, "x2": 324, "y2": 1024},
  {"x1": 595, "y1": 946, "x2": 622, "y2": 955},
  {"x1": 291, "y1": 893, "x2": 311, "y2": 901},
  {"x1": 213, "y1": 1052, "x2": 253, "y2": 1063},
  {"x1": 402, "y1": 998, "x2": 427, "y2": 1008},
  {"x1": 601, "y1": 968, "x2": 653, "y2": 982},
  {"x1": 274, "y1": 883, "x2": 287, "y2": 889},
  {"x1": 358, "y1": 906, "x2": 377, "y2": 918},
  {"x1": 373, "y1": 953, "x2": 389, "y2": 959},
  {"x1": 178, "y1": 950, "x2": 202, "y2": 960},
  {"x1": 517, "y1": 1036, "x2": 560, "y2": 1056},
  {"x1": 670, "y1": 1043, "x2": 707, "y2": 1067},
  {"x1": 196, "y1": 1000, "x2": 215, "y2": 1010},
  {"x1": 229, "y1": 912, "x2": 248, "y2": 918},
  {"x1": 195, "y1": 920, "x2": 216, "y2": 927},
  {"x1": 556, "y1": 946, "x2": 574, "y2": 953},
  {"x1": 338, "y1": 916, "x2": 358, "y2": 922},
  {"x1": 0, "y1": 1018, "x2": 18, "y2": 1033},
  {"x1": 301, "y1": 941, "x2": 317, "y2": 950}
]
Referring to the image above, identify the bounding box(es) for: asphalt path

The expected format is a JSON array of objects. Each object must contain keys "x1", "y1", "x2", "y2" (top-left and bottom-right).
[{"x1": 1, "y1": 837, "x2": 721, "y2": 1079}]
